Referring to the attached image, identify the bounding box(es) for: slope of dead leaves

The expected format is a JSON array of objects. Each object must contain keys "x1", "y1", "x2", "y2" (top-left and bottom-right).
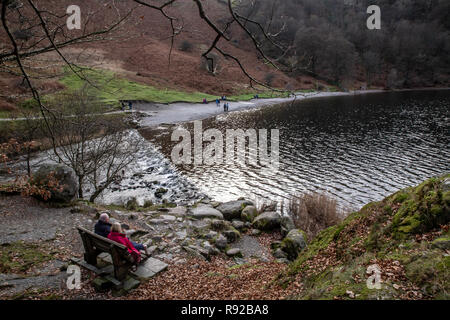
[
  {"x1": 281, "y1": 189, "x2": 449, "y2": 300},
  {"x1": 127, "y1": 257, "x2": 288, "y2": 300},
  {"x1": 125, "y1": 232, "x2": 290, "y2": 300}
]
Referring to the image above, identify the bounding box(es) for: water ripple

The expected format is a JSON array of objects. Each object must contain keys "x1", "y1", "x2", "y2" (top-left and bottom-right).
[{"x1": 148, "y1": 90, "x2": 450, "y2": 210}]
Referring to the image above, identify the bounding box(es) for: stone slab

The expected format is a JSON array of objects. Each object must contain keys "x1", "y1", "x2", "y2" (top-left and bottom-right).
[{"x1": 131, "y1": 258, "x2": 168, "y2": 280}]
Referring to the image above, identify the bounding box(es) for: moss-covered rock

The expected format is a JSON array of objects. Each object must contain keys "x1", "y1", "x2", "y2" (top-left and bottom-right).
[
  {"x1": 431, "y1": 236, "x2": 450, "y2": 250},
  {"x1": 280, "y1": 229, "x2": 307, "y2": 261},
  {"x1": 277, "y1": 175, "x2": 450, "y2": 300},
  {"x1": 252, "y1": 211, "x2": 281, "y2": 231},
  {"x1": 389, "y1": 175, "x2": 449, "y2": 239},
  {"x1": 223, "y1": 226, "x2": 241, "y2": 243},
  {"x1": 241, "y1": 205, "x2": 258, "y2": 222},
  {"x1": 217, "y1": 200, "x2": 254, "y2": 220},
  {"x1": 405, "y1": 251, "x2": 449, "y2": 297}
]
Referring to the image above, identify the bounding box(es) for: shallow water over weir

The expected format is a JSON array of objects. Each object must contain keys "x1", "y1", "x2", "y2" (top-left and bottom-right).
[{"x1": 142, "y1": 90, "x2": 450, "y2": 210}]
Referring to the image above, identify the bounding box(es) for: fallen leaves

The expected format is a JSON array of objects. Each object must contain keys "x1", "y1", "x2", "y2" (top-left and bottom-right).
[{"x1": 126, "y1": 256, "x2": 289, "y2": 300}]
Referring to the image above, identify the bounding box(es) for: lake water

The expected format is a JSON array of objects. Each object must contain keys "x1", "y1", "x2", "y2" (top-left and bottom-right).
[{"x1": 143, "y1": 90, "x2": 450, "y2": 210}]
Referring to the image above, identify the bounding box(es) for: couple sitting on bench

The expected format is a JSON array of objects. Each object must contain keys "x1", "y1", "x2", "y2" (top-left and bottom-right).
[{"x1": 94, "y1": 213, "x2": 149, "y2": 265}]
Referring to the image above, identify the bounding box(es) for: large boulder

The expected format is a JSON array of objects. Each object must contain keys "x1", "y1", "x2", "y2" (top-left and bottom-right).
[
  {"x1": 190, "y1": 206, "x2": 224, "y2": 220},
  {"x1": 32, "y1": 163, "x2": 78, "y2": 203},
  {"x1": 241, "y1": 205, "x2": 258, "y2": 222},
  {"x1": 281, "y1": 215, "x2": 296, "y2": 236},
  {"x1": 280, "y1": 229, "x2": 307, "y2": 260},
  {"x1": 223, "y1": 227, "x2": 240, "y2": 243},
  {"x1": 216, "y1": 200, "x2": 254, "y2": 220},
  {"x1": 252, "y1": 211, "x2": 281, "y2": 231}
]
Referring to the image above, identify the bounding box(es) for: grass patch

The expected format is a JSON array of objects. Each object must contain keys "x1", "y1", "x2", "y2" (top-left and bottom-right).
[
  {"x1": 59, "y1": 67, "x2": 217, "y2": 106},
  {"x1": 228, "y1": 90, "x2": 290, "y2": 101},
  {"x1": 0, "y1": 111, "x2": 15, "y2": 119},
  {"x1": 0, "y1": 241, "x2": 53, "y2": 274}
]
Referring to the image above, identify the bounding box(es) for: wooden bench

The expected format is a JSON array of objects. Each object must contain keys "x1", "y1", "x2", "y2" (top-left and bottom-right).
[{"x1": 76, "y1": 227, "x2": 136, "y2": 282}]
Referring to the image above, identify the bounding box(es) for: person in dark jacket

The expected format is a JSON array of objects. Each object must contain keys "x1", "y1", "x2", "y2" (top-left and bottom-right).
[{"x1": 94, "y1": 213, "x2": 112, "y2": 238}]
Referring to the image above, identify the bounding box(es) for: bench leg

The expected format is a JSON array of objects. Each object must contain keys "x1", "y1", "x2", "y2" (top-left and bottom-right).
[
  {"x1": 80, "y1": 232, "x2": 99, "y2": 266},
  {"x1": 84, "y1": 252, "x2": 98, "y2": 266},
  {"x1": 110, "y1": 247, "x2": 131, "y2": 281},
  {"x1": 114, "y1": 264, "x2": 129, "y2": 281}
]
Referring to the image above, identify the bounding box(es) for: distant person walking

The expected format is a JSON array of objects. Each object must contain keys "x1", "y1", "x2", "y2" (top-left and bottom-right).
[
  {"x1": 128, "y1": 101, "x2": 133, "y2": 110},
  {"x1": 216, "y1": 98, "x2": 220, "y2": 107}
]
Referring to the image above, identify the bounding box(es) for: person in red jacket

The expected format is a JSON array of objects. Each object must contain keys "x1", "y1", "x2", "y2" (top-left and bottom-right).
[{"x1": 108, "y1": 222, "x2": 142, "y2": 264}]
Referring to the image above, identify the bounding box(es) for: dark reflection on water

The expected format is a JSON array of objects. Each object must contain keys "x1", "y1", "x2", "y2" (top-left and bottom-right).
[{"x1": 142, "y1": 90, "x2": 450, "y2": 210}]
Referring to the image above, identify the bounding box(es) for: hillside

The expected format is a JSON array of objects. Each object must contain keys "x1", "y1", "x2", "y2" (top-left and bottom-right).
[
  {"x1": 277, "y1": 175, "x2": 450, "y2": 300},
  {"x1": 3, "y1": 0, "x2": 448, "y2": 117},
  {"x1": 0, "y1": 0, "x2": 312, "y2": 115},
  {"x1": 241, "y1": 0, "x2": 450, "y2": 89}
]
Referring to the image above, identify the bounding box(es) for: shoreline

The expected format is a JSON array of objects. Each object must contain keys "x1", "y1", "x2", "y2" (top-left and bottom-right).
[
  {"x1": 135, "y1": 87, "x2": 450, "y2": 128},
  {"x1": 1, "y1": 87, "x2": 448, "y2": 124}
]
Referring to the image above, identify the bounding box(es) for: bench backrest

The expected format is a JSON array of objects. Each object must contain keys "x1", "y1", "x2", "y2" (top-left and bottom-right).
[{"x1": 77, "y1": 226, "x2": 129, "y2": 255}]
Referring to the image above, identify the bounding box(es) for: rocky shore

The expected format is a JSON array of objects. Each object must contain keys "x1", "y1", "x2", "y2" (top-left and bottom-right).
[
  {"x1": 0, "y1": 174, "x2": 448, "y2": 299},
  {"x1": 0, "y1": 191, "x2": 304, "y2": 298}
]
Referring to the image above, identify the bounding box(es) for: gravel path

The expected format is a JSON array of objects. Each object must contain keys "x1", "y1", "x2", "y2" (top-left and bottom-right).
[{"x1": 0, "y1": 195, "x2": 92, "y2": 247}]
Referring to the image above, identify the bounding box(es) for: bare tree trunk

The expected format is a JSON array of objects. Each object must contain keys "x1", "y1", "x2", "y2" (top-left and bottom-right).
[
  {"x1": 78, "y1": 176, "x2": 84, "y2": 199},
  {"x1": 89, "y1": 187, "x2": 104, "y2": 203},
  {"x1": 26, "y1": 147, "x2": 31, "y2": 176}
]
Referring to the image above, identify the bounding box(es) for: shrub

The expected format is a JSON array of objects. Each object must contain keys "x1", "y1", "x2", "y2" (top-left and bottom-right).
[
  {"x1": 180, "y1": 40, "x2": 193, "y2": 52},
  {"x1": 289, "y1": 192, "x2": 345, "y2": 240}
]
